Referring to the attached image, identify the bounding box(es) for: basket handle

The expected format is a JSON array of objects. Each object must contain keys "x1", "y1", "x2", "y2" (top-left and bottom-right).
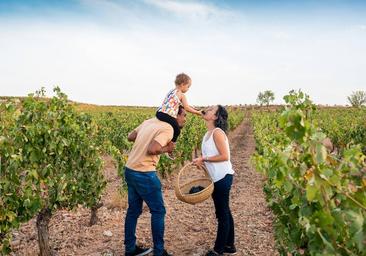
[{"x1": 177, "y1": 162, "x2": 211, "y2": 190}]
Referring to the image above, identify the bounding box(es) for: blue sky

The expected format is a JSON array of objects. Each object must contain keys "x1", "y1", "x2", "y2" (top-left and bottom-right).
[{"x1": 1, "y1": 0, "x2": 365, "y2": 106}]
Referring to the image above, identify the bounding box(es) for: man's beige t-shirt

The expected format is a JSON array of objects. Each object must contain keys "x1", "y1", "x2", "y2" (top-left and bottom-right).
[{"x1": 126, "y1": 118, "x2": 173, "y2": 172}]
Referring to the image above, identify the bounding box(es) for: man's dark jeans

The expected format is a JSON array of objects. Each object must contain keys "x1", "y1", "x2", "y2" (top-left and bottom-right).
[
  {"x1": 212, "y1": 174, "x2": 234, "y2": 254},
  {"x1": 124, "y1": 167, "x2": 166, "y2": 256}
]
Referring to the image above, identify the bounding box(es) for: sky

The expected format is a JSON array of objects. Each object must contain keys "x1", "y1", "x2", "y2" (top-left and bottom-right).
[{"x1": 0, "y1": 0, "x2": 365, "y2": 106}]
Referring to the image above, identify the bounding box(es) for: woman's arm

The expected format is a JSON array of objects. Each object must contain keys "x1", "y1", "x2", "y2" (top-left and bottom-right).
[{"x1": 193, "y1": 129, "x2": 229, "y2": 166}]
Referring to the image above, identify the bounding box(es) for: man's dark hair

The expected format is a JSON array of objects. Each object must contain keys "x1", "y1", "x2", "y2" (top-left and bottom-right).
[{"x1": 214, "y1": 105, "x2": 228, "y2": 133}]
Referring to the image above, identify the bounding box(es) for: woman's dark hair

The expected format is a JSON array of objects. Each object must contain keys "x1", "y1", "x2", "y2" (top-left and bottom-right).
[{"x1": 214, "y1": 105, "x2": 228, "y2": 133}]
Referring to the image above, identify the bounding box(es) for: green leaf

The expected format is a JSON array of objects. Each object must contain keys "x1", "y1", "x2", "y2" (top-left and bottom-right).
[
  {"x1": 317, "y1": 228, "x2": 336, "y2": 253},
  {"x1": 30, "y1": 150, "x2": 39, "y2": 162},
  {"x1": 315, "y1": 143, "x2": 327, "y2": 164},
  {"x1": 306, "y1": 184, "x2": 318, "y2": 202},
  {"x1": 289, "y1": 204, "x2": 298, "y2": 210},
  {"x1": 29, "y1": 169, "x2": 39, "y2": 179},
  {"x1": 346, "y1": 210, "x2": 364, "y2": 250},
  {"x1": 319, "y1": 168, "x2": 333, "y2": 179},
  {"x1": 284, "y1": 180, "x2": 293, "y2": 192}
]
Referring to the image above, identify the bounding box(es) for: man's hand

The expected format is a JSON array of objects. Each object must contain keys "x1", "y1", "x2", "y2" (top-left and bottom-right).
[
  {"x1": 166, "y1": 141, "x2": 175, "y2": 153},
  {"x1": 147, "y1": 140, "x2": 176, "y2": 155}
]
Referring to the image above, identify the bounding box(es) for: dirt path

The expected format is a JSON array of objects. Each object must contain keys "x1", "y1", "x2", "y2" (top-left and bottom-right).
[{"x1": 10, "y1": 117, "x2": 278, "y2": 256}]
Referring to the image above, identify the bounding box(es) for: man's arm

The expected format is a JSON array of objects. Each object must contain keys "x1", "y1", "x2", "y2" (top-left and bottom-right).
[
  {"x1": 147, "y1": 140, "x2": 175, "y2": 155},
  {"x1": 127, "y1": 130, "x2": 138, "y2": 142},
  {"x1": 128, "y1": 121, "x2": 145, "y2": 142}
]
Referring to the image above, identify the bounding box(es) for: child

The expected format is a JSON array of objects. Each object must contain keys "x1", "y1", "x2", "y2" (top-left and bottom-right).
[{"x1": 156, "y1": 73, "x2": 202, "y2": 144}]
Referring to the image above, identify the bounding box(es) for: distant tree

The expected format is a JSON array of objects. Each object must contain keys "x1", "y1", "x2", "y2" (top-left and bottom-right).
[
  {"x1": 347, "y1": 91, "x2": 366, "y2": 107},
  {"x1": 257, "y1": 90, "x2": 275, "y2": 106}
]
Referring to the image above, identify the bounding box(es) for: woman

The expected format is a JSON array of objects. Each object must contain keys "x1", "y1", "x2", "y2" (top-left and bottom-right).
[{"x1": 193, "y1": 105, "x2": 236, "y2": 256}]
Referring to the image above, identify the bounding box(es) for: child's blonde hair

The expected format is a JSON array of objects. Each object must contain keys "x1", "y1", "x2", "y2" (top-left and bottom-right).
[{"x1": 175, "y1": 73, "x2": 191, "y2": 86}]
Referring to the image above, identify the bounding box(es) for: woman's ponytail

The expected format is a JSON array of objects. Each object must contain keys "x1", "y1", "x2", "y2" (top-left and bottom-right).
[{"x1": 214, "y1": 105, "x2": 228, "y2": 133}]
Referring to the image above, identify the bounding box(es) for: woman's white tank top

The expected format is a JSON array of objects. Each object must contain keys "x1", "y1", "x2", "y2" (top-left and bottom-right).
[{"x1": 202, "y1": 128, "x2": 234, "y2": 182}]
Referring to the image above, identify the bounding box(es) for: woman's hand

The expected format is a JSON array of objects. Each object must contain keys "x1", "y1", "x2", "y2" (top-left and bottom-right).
[{"x1": 193, "y1": 157, "x2": 204, "y2": 168}]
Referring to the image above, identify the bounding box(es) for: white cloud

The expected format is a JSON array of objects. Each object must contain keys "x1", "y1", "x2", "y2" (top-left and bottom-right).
[{"x1": 143, "y1": 0, "x2": 233, "y2": 21}]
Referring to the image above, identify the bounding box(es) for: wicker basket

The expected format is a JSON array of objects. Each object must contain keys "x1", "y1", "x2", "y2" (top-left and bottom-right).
[{"x1": 174, "y1": 162, "x2": 214, "y2": 205}]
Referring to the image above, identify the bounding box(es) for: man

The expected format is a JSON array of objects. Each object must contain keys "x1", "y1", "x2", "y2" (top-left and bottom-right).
[{"x1": 124, "y1": 106, "x2": 186, "y2": 256}]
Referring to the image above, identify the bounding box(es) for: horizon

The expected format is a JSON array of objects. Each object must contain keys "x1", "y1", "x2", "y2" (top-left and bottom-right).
[{"x1": 0, "y1": 93, "x2": 356, "y2": 108}]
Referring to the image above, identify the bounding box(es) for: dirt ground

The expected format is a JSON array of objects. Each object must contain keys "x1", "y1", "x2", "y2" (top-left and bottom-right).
[{"x1": 10, "y1": 117, "x2": 278, "y2": 256}]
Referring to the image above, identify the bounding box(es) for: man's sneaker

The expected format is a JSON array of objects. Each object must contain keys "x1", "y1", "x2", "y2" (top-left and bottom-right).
[
  {"x1": 223, "y1": 245, "x2": 237, "y2": 255},
  {"x1": 125, "y1": 245, "x2": 153, "y2": 256},
  {"x1": 205, "y1": 250, "x2": 223, "y2": 256},
  {"x1": 161, "y1": 249, "x2": 173, "y2": 256}
]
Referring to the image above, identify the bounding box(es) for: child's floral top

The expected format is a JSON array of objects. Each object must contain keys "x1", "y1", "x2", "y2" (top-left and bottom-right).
[{"x1": 157, "y1": 88, "x2": 182, "y2": 118}]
